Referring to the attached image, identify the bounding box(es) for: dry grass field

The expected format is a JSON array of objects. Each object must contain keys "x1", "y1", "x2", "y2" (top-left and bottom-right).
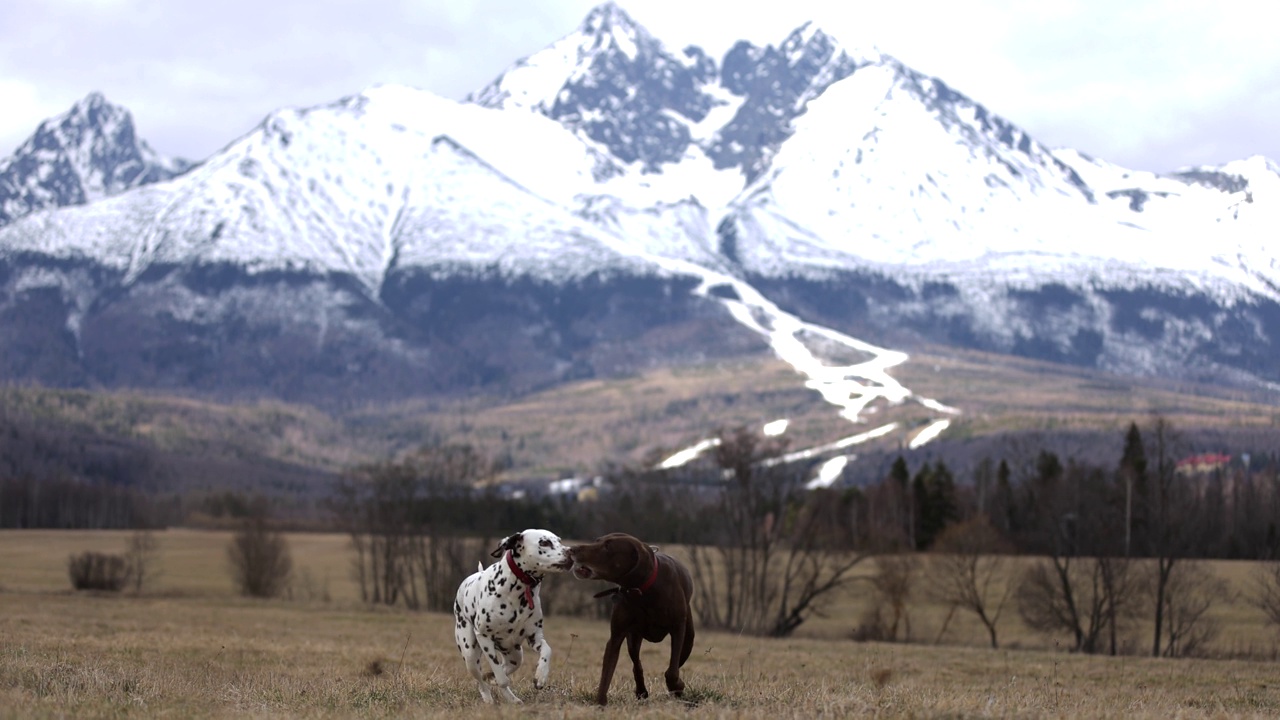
[{"x1": 3, "y1": 529, "x2": 1280, "y2": 718}]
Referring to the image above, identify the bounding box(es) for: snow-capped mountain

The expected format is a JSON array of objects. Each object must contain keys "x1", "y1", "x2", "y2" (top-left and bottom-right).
[
  {"x1": 0, "y1": 84, "x2": 741, "y2": 401},
  {"x1": 1, "y1": 88, "x2": 671, "y2": 287},
  {"x1": 471, "y1": 3, "x2": 1280, "y2": 388},
  {"x1": 0, "y1": 93, "x2": 192, "y2": 227},
  {"x1": 469, "y1": 3, "x2": 877, "y2": 195},
  {"x1": 1, "y1": 2, "x2": 1278, "y2": 408}
]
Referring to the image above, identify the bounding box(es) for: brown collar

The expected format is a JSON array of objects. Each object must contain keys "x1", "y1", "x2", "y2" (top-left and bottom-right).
[{"x1": 505, "y1": 550, "x2": 538, "y2": 608}]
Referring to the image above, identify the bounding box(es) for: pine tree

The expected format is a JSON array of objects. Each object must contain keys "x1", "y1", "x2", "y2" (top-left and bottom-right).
[
  {"x1": 1118, "y1": 421, "x2": 1149, "y2": 556},
  {"x1": 913, "y1": 462, "x2": 959, "y2": 550},
  {"x1": 890, "y1": 455, "x2": 912, "y2": 548},
  {"x1": 993, "y1": 459, "x2": 1015, "y2": 534},
  {"x1": 929, "y1": 461, "x2": 960, "y2": 536},
  {"x1": 912, "y1": 463, "x2": 932, "y2": 550}
]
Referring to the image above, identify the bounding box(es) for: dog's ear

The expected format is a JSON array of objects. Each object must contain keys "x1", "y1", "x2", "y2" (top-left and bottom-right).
[{"x1": 490, "y1": 533, "x2": 521, "y2": 558}]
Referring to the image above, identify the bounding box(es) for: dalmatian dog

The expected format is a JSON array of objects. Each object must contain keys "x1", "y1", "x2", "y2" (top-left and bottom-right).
[{"x1": 453, "y1": 528, "x2": 572, "y2": 704}]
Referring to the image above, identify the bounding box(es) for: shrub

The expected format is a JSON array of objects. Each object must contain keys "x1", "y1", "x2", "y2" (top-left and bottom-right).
[{"x1": 68, "y1": 551, "x2": 130, "y2": 591}]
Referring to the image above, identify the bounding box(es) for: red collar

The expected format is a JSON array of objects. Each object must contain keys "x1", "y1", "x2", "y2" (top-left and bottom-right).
[
  {"x1": 637, "y1": 553, "x2": 659, "y2": 593},
  {"x1": 593, "y1": 552, "x2": 660, "y2": 600},
  {"x1": 505, "y1": 550, "x2": 538, "y2": 609}
]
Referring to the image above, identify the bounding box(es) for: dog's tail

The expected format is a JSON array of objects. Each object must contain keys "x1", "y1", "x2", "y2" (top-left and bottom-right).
[{"x1": 478, "y1": 561, "x2": 484, "y2": 572}]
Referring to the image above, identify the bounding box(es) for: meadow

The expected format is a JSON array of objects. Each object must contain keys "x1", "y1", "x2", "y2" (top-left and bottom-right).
[{"x1": 3, "y1": 529, "x2": 1280, "y2": 718}]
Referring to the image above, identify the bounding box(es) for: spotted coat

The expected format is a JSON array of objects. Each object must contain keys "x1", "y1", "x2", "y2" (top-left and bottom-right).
[{"x1": 452, "y1": 528, "x2": 571, "y2": 704}]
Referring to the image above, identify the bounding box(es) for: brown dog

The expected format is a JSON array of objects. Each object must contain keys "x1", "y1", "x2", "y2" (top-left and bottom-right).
[{"x1": 566, "y1": 532, "x2": 694, "y2": 705}]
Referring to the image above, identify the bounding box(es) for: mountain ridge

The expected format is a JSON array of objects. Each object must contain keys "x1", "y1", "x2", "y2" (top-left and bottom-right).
[{"x1": 0, "y1": 3, "x2": 1278, "y2": 427}]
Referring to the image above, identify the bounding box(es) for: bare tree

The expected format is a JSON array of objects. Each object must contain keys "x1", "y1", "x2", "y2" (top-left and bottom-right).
[
  {"x1": 333, "y1": 444, "x2": 494, "y2": 612},
  {"x1": 1013, "y1": 447, "x2": 1137, "y2": 654},
  {"x1": 1015, "y1": 555, "x2": 1110, "y2": 653},
  {"x1": 687, "y1": 427, "x2": 869, "y2": 637},
  {"x1": 227, "y1": 505, "x2": 292, "y2": 598},
  {"x1": 333, "y1": 460, "x2": 414, "y2": 605},
  {"x1": 877, "y1": 456, "x2": 914, "y2": 550},
  {"x1": 406, "y1": 446, "x2": 489, "y2": 612},
  {"x1": 927, "y1": 516, "x2": 1013, "y2": 648},
  {"x1": 1248, "y1": 559, "x2": 1280, "y2": 629},
  {"x1": 859, "y1": 554, "x2": 919, "y2": 642},
  {"x1": 124, "y1": 530, "x2": 161, "y2": 594},
  {"x1": 1097, "y1": 556, "x2": 1143, "y2": 655},
  {"x1": 1157, "y1": 560, "x2": 1220, "y2": 658},
  {"x1": 772, "y1": 489, "x2": 871, "y2": 636},
  {"x1": 1142, "y1": 416, "x2": 1204, "y2": 658}
]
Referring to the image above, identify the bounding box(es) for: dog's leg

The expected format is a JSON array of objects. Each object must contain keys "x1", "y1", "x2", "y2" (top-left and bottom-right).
[
  {"x1": 501, "y1": 643, "x2": 524, "y2": 694},
  {"x1": 679, "y1": 607, "x2": 695, "y2": 667},
  {"x1": 664, "y1": 620, "x2": 687, "y2": 697},
  {"x1": 470, "y1": 652, "x2": 495, "y2": 704},
  {"x1": 459, "y1": 634, "x2": 494, "y2": 703},
  {"x1": 596, "y1": 631, "x2": 625, "y2": 706},
  {"x1": 455, "y1": 605, "x2": 495, "y2": 704},
  {"x1": 528, "y1": 623, "x2": 552, "y2": 689},
  {"x1": 626, "y1": 630, "x2": 648, "y2": 699},
  {"x1": 475, "y1": 634, "x2": 522, "y2": 704}
]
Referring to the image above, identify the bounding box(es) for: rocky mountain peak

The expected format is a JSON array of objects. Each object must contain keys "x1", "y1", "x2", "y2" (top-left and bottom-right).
[
  {"x1": 65, "y1": 91, "x2": 112, "y2": 125},
  {"x1": 470, "y1": 5, "x2": 884, "y2": 182},
  {"x1": 470, "y1": 3, "x2": 717, "y2": 172},
  {"x1": 706, "y1": 24, "x2": 869, "y2": 181},
  {"x1": 577, "y1": 1, "x2": 650, "y2": 51},
  {"x1": 0, "y1": 92, "x2": 192, "y2": 227}
]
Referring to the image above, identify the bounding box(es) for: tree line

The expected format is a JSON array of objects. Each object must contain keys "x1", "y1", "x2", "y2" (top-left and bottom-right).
[
  {"x1": 863, "y1": 419, "x2": 1280, "y2": 561},
  {"x1": 0, "y1": 392, "x2": 334, "y2": 529},
  {"x1": 13, "y1": 401, "x2": 1280, "y2": 654},
  {"x1": 324, "y1": 415, "x2": 1280, "y2": 653},
  {"x1": 0, "y1": 401, "x2": 165, "y2": 528}
]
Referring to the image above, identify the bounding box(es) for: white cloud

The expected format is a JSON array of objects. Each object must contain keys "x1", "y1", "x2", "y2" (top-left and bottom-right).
[{"x1": 0, "y1": 80, "x2": 66, "y2": 154}]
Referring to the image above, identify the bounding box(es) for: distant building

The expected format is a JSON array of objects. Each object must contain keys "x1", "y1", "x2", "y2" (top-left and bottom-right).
[{"x1": 1175, "y1": 453, "x2": 1231, "y2": 476}]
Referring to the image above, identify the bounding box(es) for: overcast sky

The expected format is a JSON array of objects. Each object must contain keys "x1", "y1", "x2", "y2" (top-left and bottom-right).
[{"x1": 2, "y1": 0, "x2": 1277, "y2": 174}]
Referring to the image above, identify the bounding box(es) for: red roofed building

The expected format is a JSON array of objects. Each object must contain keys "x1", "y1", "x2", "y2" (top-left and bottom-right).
[{"x1": 1175, "y1": 453, "x2": 1231, "y2": 476}]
